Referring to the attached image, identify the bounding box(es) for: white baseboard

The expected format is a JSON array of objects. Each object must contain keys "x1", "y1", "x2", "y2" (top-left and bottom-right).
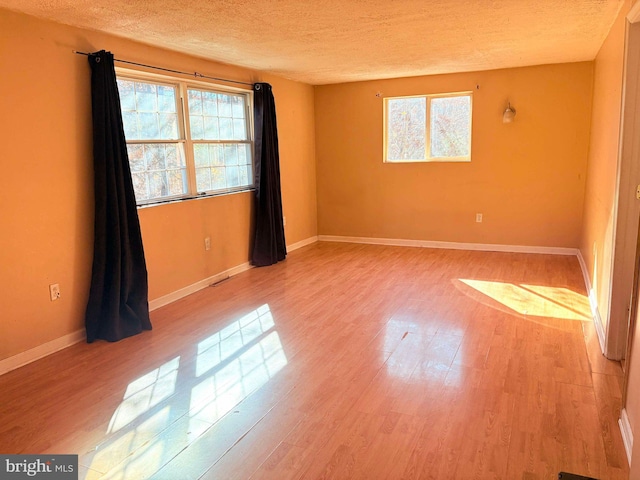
[
  {"x1": 0, "y1": 236, "x2": 319, "y2": 377},
  {"x1": 287, "y1": 235, "x2": 318, "y2": 252},
  {"x1": 149, "y1": 261, "x2": 253, "y2": 311},
  {"x1": 149, "y1": 235, "x2": 319, "y2": 311},
  {"x1": 320, "y1": 236, "x2": 608, "y2": 351},
  {"x1": 317, "y1": 235, "x2": 579, "y2": 255},
  {"x1": 620, "y1": 408, "x2": 633, "y2": 466},
  {"x1": 577, "y1": 250, "x2": 606, "y2": 354},
  {"x1": 0, "y1": 328, "x2": 85, "y2": 376}
]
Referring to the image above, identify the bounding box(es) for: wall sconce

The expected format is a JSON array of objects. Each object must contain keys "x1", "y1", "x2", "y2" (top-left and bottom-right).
[{"x1": 503, "y1": 102, "x2": 516, "y2": 123}]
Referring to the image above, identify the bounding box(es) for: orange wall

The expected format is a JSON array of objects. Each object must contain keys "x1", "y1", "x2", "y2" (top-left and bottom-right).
[
  {"x1": 315, "y1": 63, "x2": 593, "y2": 247},
  {"x1": 0, "y1": 9, "x2": 317, "y2": 361},
  {"x1": 580, "y1": 1, "x2": 629, "y2": 335}
]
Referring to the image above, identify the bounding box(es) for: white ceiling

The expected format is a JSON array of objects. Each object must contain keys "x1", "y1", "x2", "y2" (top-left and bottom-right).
[{"x1": 0, "y1": 0, "x2": 625, "y2": 85}]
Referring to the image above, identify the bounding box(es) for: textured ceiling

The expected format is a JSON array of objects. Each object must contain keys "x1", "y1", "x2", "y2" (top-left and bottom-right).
[{"x1": 0, "y1": 0, "x2": 625, "y2": 84}]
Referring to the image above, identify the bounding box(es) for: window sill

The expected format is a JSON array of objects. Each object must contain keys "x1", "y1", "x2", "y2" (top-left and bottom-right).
[
  {"x1": 136, "y1": 187, "x2": 255, "y2": 209},
  {"x1": 384, "y1": 157, "x2": 471, "y2": 164}
]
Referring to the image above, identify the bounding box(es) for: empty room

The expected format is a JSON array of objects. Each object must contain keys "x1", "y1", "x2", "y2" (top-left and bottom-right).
[{"x1": 3, "y1": 1, "x2": 640, "y2": 479}]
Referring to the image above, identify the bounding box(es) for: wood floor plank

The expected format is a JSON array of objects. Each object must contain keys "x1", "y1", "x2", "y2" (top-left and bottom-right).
[{"x1": 0, "y1": 242, "x2": 629, "y2": 480}]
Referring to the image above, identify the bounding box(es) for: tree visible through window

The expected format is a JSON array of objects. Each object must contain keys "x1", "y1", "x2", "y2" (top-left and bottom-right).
[
  {"x1": 385, "y1": 92, "x2": 472, "y2": 162},
  {"x1": 118, "y1": 79, "x2": 186, "y2": 201},
  {"x1": 187, "y1": 89, "x2": 253, "y2": 193},
  {"x1": 116, "y1": 74, "x2": 253, "y2": 205}
]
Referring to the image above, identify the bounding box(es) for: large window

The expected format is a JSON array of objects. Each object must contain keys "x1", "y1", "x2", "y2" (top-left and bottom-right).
[
  {"x1": 116, "y1": 73, "x2": 253, "y2": 205},
  {"x1": 384, "y1": 92, "x2": 472, "y2": 163}
]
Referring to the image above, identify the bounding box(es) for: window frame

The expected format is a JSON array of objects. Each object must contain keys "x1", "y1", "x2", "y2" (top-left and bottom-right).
[
  {"x1": 115, "y1": 67, "x2": 255, "y2": 206},
  {"x1": 383, "y1": 91, "x2": 473, "y2": 164}
]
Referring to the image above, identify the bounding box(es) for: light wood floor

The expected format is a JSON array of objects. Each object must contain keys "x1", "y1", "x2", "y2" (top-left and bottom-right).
[{"x1": 0, "y1": 242, "x2": 629, "y2": 479}]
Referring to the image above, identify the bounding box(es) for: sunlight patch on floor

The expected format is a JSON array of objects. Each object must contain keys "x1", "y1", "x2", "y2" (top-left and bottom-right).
[
  {"x1": 108, "y1": 357, "x2": 180, "y2": 434},
  {"x1": 190, "y1": 330, "x2": 287, "y2": 424},
  {"x1": 196, "y1": 304, "x2": 275, "y2": 377},
  {"x1": 88, "y1": 304, "x2": 286, "y2": 479},
  {"x1": 458, "y1": 279, "x2": 591, "y2": 320}
]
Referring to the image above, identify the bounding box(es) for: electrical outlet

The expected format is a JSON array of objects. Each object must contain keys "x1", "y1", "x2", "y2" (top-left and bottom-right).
[
  {"x1": 204, "y1": 237, "x2": 211, "y2": 251},
  {"x1": 476, "y1": 213, "x2": 483, "y2": 223},
  {"x1": 49, "y1": 284, "x2": 60, "y2": 301}
]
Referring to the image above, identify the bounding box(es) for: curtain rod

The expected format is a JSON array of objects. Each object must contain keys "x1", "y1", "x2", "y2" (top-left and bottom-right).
[{"x1": 73, "y1": 50, "x2": 254, "y2": 87}]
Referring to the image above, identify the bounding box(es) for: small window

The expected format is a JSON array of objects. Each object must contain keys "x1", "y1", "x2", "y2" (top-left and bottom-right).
[
  {"x1": 117, "y1": 74, "x2": 253, "y2": 205},
  {"x1": 384, "y1": 92, "x2": 472, "y2": 163}
]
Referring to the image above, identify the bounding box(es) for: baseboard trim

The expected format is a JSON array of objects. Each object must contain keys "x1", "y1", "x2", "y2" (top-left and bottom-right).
[
  {"x1": 149, "y1": 262, "x2": 253, "y2": 311},
  {"x1": 576, "y1": 250, "x2": 606, "y2": 355},
  {"x1": 0, "y1": 236, "x2": 320, "y2": 377},
  {"x1": 149, "y1": 235, "x2": 319, "y2": 311},
  {"x1": 287, "y1": 235, "x2": 318, "y2": 252},
  {"x1": 0, "y1": 329, "x2": 85, "y2": 376},
  {"x1": 317, "y1": 235, "x2": 579, "y2": 256},
  {"x1": 620, "y1": 408, "x2": 633, "y2": 466}
]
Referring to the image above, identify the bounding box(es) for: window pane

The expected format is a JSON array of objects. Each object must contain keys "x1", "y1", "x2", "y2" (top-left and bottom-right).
[
  {"x1": 128, "y1": 144, "x2": 145, "y2": 172},
  {"x1": 117, "y1": 80, "x2": 136, "y2": 111},
  {"x1": 188, "y1": 89, "x2": 246, "y2": 140},
  {"x1": 188, "y1": 90, "x2": 202, "y2": 114},
  {"x1": 233, "y1": 119, "x2": 246, "y2": 140},
  {"x1": 191, "y1": 142, "x2": 252, "y2": 193},
  {"x1": 168, "y1": 170, "x2": 187, "y2": 196},
  {"x1": 157, "y1": 86, "x2": 177, "y2": 113},
  {"x1": 196, "y1": 168, "x2": 211, "y2": 192},
  {"x1": 219, "y1": 118, "x2": 233, "y2": 140},
  {"x1": 188, "y1": 88, "x2": 248, "y2": 141},
  {"x1": 203, "y1": 92, "x2": 218, "y2": 116},
  {"x1": 239, "y1": 164, "x2": 251, "y2": 186},
  {"x1": 204, "y1": 117, "x2": 219, "y2": 140},
  {"x1": 126, "y1": 143, "x2": 186, "y2": 202},
  {"x1": 159, "y1": 113, "x2": 179, "y2": 139},
  {"x1": 135, "y1": 82, "x2": 157, "y2": 112},
  {"x1": 211, "y1": 167, "x2": 226, "y2": 189},
  {"x1": 218, "y1": 94, "x2": 232, "y2": 117},
  {"x1": 145, "y1": 144, "x2": 165, "y2": 170},
  {"x1": 148, "y1": 171, "x2": 168, "y2": 199},
  {"x1": 190, "y1": 115, "x2": 204, "y2": 139},
  {"x1": 165, "y1": 144, "x2": 185, "y2": 169},
  {"x1": 131, "y1": 173, "x2": 148, "y2": 200},
  {"x1": 194, "y1": 144, "x2": 209, "y2": 168},
  {"x1": 223, "y1": 145, "x2": 238, "y2": 166},
  {"x1": 430, "y1": 96, "x2": 471, "y2": 158},
  {"x1": 118, "y1": 80, "x2": 179, "y2": 140},
  {"x1": 237, "y1": 144, "x2": 250, "y2": 166},
  {"x1": 231, "y1": 96, "x2": 245, "y2": 118},
  {"x1": 387, "y1": 98, "x2": 426, "y2": 161},
  {"x1": 139, "y1": 113, "x2": 160, "y2": 139},
  {"x1": 211, "y1": 145, "x2": 225, "y2": 166},
  {"x1": 226, "y1": 166, "x2": 240, "y2": 187},
  {"x1": 122, "y1": 112, "x2": 140, "y2": 140}
]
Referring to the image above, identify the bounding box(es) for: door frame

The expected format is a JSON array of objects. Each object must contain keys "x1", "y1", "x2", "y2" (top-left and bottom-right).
[
  {"x1": 608, "y1": 4, "x2": 640, "y2": 467},
  {"x1": 606, "y1": 3, "x2": 640, "y2": 362}
]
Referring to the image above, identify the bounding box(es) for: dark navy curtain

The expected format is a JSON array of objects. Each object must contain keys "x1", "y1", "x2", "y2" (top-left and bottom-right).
[
  {"x1": 251, "y1": 83, "x2": 286, "y2": 266},
  {"x1": 85, "y1": 50, "x2": 152, "y2": 342}
]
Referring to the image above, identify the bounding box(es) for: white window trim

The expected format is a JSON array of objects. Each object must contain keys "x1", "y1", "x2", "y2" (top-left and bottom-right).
[
  {"x1": 115, "y1": 67, "x2": 255, "y2": 206},
  {"x1": 383, "y1": 91, "x2": 473, "y2": 163}
]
